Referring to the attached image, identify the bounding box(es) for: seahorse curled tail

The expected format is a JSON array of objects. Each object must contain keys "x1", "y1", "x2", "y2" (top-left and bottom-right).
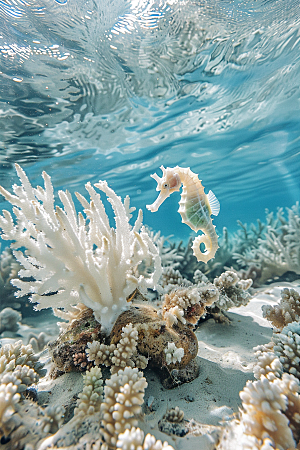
[{"x1": 191, "y1": 228, "x2": 219, "y2": 264}]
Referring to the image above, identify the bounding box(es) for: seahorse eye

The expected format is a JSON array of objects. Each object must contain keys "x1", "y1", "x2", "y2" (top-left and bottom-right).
[{"x1": 163, "y1": 183, "x2": 168, "y2": 188}]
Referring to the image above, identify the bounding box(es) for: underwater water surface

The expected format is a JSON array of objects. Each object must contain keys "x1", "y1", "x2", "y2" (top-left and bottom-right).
[{"x1": 0, "y1": 0, "x2": 300, "y2": 239}]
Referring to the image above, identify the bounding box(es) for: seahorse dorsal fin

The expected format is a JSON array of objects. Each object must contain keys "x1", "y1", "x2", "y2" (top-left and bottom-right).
[{"x1": 207, "y1": 190, "x2": 220, "y2": 216}]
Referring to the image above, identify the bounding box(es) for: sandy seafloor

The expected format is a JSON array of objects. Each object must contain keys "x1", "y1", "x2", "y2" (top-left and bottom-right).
[{"x1": 1, "y1": 281, "x2": 299, "y2": 450}]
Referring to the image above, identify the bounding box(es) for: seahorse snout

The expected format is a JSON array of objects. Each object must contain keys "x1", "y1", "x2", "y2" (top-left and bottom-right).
[{"x1": 146, "y1": 190, "x2": 170, "y2": 212}]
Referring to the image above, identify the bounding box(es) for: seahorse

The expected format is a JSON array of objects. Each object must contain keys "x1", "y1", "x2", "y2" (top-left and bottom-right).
[{"x1": 146, "y1": 165, "x2": 220, "y2": 263}]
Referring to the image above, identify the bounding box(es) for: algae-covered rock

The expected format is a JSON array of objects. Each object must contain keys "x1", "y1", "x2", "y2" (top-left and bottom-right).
[
  {"x1": 49, "y1": 302, "x2": 198, "y2": 376},
  {"x1": 110, "y1": 304, "x2": 198, "y2": 370},
  {"x1": 49, "y1": 307, "x2": 104, "y2": 375}
]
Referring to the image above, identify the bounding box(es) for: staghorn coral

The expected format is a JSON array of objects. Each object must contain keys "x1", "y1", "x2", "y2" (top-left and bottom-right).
[
  {"x1": 0, "y1": 341, "x2": 57, "y2": 447},
  {"x1": 253, "y1": 349, "x2": 283, "y2": 382},
  {"x1": 110, "y1": 323, "x2": 140, "y2": 374},
  {"x1": 116, "y1": 427, "x2": 175, "y2": 450},
  {"x1": 0, "y1": 164, "x2": 162, "y2": 334},
  {"x1": 100, "y1": 366, "x2": 148, "y2": 448},
  {"x1": 1, "y1": 364, "x2": 39, "y2": 393},
  {"x1": 262, "y1": 288, "x2": 300, "y2": 331},
  {"x1": 40, "y1": 405, "x2": 65, "y2": 435},
  {"x1": 86, "y1": 341, "x2": 116, "y2": 368}
]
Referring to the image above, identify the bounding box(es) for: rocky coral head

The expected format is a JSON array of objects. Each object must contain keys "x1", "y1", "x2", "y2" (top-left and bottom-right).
[{"x1": 146, "y1": 166, "x2": 181, "y2": 212}]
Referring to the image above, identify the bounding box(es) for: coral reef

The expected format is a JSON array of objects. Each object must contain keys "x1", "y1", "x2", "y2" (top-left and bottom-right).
[
  {"x1": 234, "y1": 203, "x2": 300, "y2": 284},
  {"x1": 0, "y1": 164, "x2": 162, "y2": 334},
  {"x1": 158, "y1": 203, "x2": 300, "y2": 287}
]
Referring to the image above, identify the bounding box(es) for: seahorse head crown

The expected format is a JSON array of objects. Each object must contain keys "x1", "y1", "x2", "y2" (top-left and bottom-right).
[{"x1": 147, "y1": 166, "x2": 181, "y2": 212}]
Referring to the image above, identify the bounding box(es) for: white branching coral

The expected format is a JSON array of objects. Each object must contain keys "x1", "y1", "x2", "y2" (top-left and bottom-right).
[
  {"x1": 0, "y1": 164, "x2": 162, "y2": 333},
  {"x1": 100, "y1": 366, "x2": 147, "y2": 447},
  {"x1": 116, "y1": 427, "x2": 175, "y2": 450},
  {"x1": 164, "y1": 342, "x2": 184, "y2": 365}
]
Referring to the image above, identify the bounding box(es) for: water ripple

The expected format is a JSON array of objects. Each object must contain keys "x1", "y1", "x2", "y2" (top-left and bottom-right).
[{"x1": 0, "y1": 0, "x2": 299, "y2": 211}]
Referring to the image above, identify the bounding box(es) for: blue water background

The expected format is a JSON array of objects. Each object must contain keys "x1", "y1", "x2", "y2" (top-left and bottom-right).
[{"x1": 0, "y1": 0, "x2": 300, "y2": 243}]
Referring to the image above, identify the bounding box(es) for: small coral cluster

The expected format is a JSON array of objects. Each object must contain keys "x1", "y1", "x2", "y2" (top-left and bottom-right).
[
  {"x1": 86, "y1": 323, "x2": 148, "y2": 373},
  {"x1": 0, "y1": 340, "x2": 51, "y2": 445},
  {"x1": 161, "y1": 269, "x2": 252, "y2": 326},
  {"x1": 262, "y1": 287, "x2": 300, "y2": 330}
]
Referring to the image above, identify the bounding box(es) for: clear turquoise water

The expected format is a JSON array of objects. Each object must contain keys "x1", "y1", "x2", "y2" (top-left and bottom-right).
[{"x1": 0, "y1": 0, "x2": 300, "y2": 241}]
